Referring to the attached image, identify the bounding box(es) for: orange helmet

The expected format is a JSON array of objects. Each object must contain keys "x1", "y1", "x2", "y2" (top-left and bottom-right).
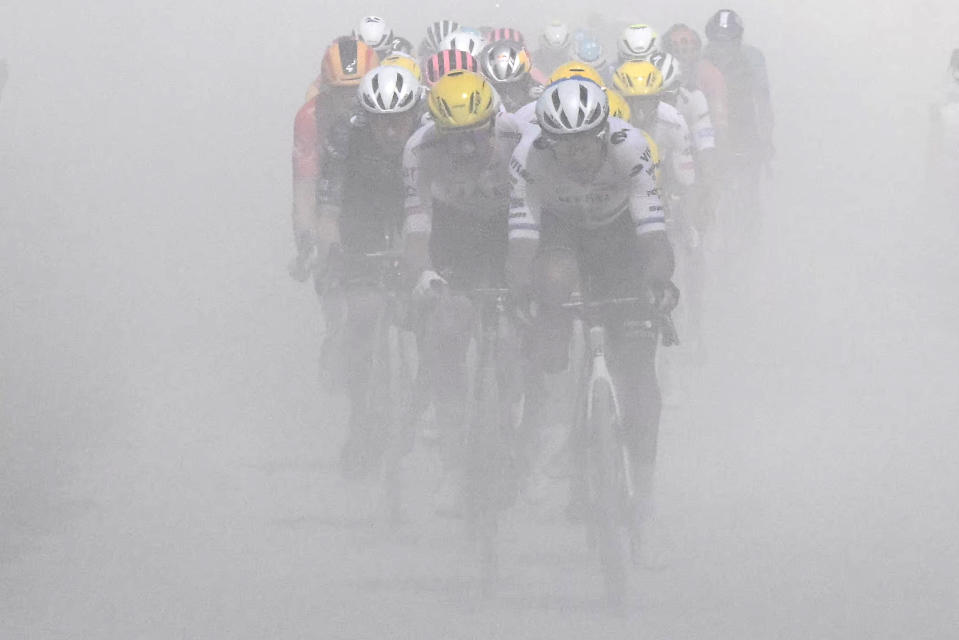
[{"x1": 321, "y1": 36, "x2": 379, "y2": 87}]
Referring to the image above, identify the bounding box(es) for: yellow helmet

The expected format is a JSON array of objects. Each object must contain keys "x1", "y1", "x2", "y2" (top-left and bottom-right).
[
  {"x1": 428, "y1": 70, "x2": 498, "y2": 130},
  {"x1": 548, "y1": 61, "x2": 605, "y2": 87},
  {"x1": 606, "y1": 89, "x2": 631, "y2": 121},
  {"x1": 380, "y1": 52, "x2": 423, "y2": 83},
  {"x1": 613, "y1": 61, "x2": 663, "y2": 96}
]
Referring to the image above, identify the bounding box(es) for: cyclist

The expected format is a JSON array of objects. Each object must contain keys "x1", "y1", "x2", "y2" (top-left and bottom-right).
[
  {"x1": 532, "y1": 21, "x2": 572, "y2": 74},
  {"x1": 662, "y1": 23, "x2": 729, "y2": 143},
  {"x1": 612, "y1": 61, "x2": 695, "y2": 196},
  {"x1": 506, "y1": 77, "x2": 677, "y2": 520},
  {"x1": 617, "y1": 24, "x2": 659, "y2": 63},
  {"x1": 321, "y1": 66, "x2": 424, "y2": 477},
  {"x1": 703, "y1": 9, "x2": 773, "y2": 237},
  {"x1": 291, "y1": 37, "x2": 378, "y2": 389},
  {"x1": 354, "y1": 16, "x2": 395, "y2": 57},
  {"x1": 401, "y1": 70, "x2": 516, "y2": 514},
  {"x1": 478, "y1": 40, "x2": 542, "y2": 112},
  {"x1": 651, "y1": 52, "x2": 715, "y2": 362}
]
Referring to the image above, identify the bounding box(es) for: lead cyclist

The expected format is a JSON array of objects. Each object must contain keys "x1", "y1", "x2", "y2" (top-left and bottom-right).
[{"x1": 506, "y1": 77, "x2": 678, "y2": 526}]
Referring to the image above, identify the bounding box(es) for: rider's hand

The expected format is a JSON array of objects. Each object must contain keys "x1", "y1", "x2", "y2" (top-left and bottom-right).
[
  {"x1": 651, "y1": 281, "x2": 680, "y2": 314},
  {"x1": 412, "y1": 269, "x2": 447, "y2": 300}
]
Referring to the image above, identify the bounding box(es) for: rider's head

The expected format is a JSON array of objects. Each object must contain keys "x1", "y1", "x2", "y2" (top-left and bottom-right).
[
  {"x1": 357, "y1": 66, "x2": 422, "y2": 149},
  {"x1": 428, "y1": 70, "x2": 499, "y2": 161},
  {"x1": 319, "y1": 36, "x2": 379, "y2": 111},
  {"x1": 480, "y1": 41, "x2": 532, "y2": 85},
  {"x1": 618, "y1": 24, "x2": 659, "y2": 61},
  {"x1": 535, "y1": 78, "x2": 610, "y2": 179},
  {"x1": 541, "y1": 21, "x2": 570, "y2": 51},
  {"x1": 649, "y1": 51, "x2": 681, "y2": 105},
  {"x1": 613, "y1": 60, "x2": 664, "y2": 127},
  {"x1": 353, "y1": 16, "x2": 393, "y2": 55},
  {"x1": 705, "y1": 9, "x2": 744, "y2": 52},
  {"x1": 663, "y1": 23, "x2": 702, "y2": 66}
]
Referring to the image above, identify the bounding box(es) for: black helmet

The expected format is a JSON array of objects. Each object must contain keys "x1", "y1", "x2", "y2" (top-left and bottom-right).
[
  {"x1": 705, "y1": 10, "x2": 744, "y2": 42},
  {"x1": 389, "y1": 36, "x2": 414, "y2": 55}
]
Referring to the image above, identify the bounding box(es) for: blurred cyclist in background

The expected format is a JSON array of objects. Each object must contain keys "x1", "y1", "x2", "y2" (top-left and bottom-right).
[
  {"x1": 532, "y1": 21, "x2": 572, "y2": 75},
  {"x1": 703, "y1": 9, "x2": 773, "y2": 242}
]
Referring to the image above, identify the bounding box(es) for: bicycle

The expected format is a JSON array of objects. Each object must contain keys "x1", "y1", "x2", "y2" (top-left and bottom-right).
[
  {"x1": 326, "y1": 248, "x2": 417, "y2": 486},
  {"x1": 463, "y1": 287, "x2": 523, "y2": 595},
  {"x1": 562, "y1": 293, "x2": 677, "y2": 608}
]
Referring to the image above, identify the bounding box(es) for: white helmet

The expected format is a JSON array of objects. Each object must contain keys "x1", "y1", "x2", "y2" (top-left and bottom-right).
[
  {"x1": 357, "y1": 67, "x2": 421, "y2": 114},
  {"x1": 618, "y1": 24, "x2": 658, "y2": 60},
  {"x1": 535, "y1": 78, "x2": 609, "y2": 136},
  {"x1": 541, "y1": 21, "x2": 570, "y2": 50},
  {"x1": 354, "y1": 16, "x2": 393, "y2": 52},
  {"x1": 650, "y1": 51, "x2": 681, "y2": 91},
  {"x1": 425, "y1": 20, "x2": 460, "y2": 53},
  {"x1": 441, "y1": 29, "x2": 487, "y2": 58}
]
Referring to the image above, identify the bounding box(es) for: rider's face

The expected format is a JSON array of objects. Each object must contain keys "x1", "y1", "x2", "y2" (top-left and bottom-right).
[
  {"x1": 625, "y1": 95, "x2": 661, "y2": 127},
  {"x1": 439, "y1": 124, "x2": 494, "y2": 164},
  {"x1": 548, "y1": 129, "x2": 607, "y2": 178},
  {"x1": 369, "y1": 111, "x2": 417, "y2": 150}
]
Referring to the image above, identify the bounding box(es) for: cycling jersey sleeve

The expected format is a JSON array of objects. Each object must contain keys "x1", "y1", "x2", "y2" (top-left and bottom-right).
[
  {"x1": 402, "y1": 123, "x2": 433, "y2": 237},
  {"x1": 659, "y1": 104, "x2": 696, "y2": 189},
  {"x1": 506, "y1": 128, "x2": 542, "y2": 242},
  {"x1": 682, "y1": 88, "x2": 716, "y2": 152},
  {"x1": 292, "y1": 97, "x2": 320, "y2": 181},
  {"x1": 617, "y1": 125, "x2": 667, "y2": 236}
]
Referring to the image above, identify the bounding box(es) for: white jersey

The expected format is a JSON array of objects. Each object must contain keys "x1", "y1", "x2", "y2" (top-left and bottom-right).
[
  {"x1": 507, "y1": 117, "x2": 666, "y2": 241},
  {"x1": 642, "y1": 102, "x2": 696, "y2": 189},
  {"x1": 674, "y1": 87, "x2": 716, "y2": 153},
  {"x1": 402, "y1": 112, "x2": 517, "y2": 236}
]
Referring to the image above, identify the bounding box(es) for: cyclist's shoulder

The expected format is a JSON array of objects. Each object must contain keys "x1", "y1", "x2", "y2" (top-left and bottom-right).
[
  {"x1": 655, "y1": 102, "x2": 688, "y2": 130},
  {"x1": 404, "y1": 120, "x2": 437, "y2": 156},
  {"x1": 605, "y1": 118, "x2": 655, "y2": 168}
]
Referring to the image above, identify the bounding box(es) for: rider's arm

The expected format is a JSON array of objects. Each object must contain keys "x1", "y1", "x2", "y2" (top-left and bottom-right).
[
  {"x1": 292, "y1": 98, "x2": 322, "y2": 253},
  {"x1": 505, "y1": 131, "x2": 541, "y2": 293},
  {"x1": 626, "y1": 131, "x2": 675, "y2": 288},
  {"x1": 292, "y1": 96, "x2": 341, "y2": 266},
  {"x1": 401, "y1": 125, "x2": 434, "y2": 276},
  {"x1": 666, "y1": 106, "x2": 696, "y2": 192}
]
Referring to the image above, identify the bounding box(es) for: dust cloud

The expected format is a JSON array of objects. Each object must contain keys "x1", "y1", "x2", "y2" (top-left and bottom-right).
[{"x1": 1, "y1": 1, "x2": 957, "y2": 638}]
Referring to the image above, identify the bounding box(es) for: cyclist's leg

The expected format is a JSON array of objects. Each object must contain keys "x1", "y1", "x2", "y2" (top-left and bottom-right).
[{"x1": 579, "y1": 215, "x2": 663, "y2": 514}]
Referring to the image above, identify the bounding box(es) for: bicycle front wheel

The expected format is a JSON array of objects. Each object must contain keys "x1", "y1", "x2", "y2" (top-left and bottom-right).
[{"x1": 587, "y1": 378, "x2": 630, "y2": 608}]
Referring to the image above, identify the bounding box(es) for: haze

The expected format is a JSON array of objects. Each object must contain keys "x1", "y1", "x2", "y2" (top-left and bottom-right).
[{"x1": 2, "y1": 1, "x2": 958, "y2": 638}]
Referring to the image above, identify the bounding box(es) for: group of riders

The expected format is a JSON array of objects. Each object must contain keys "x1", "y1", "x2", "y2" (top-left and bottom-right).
[{"x1": 288, "y1": 10, "x2": 777, "y2": 518}]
